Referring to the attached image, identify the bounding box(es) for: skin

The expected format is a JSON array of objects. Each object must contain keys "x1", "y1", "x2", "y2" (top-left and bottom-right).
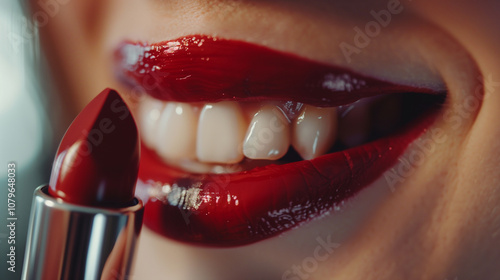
[{"x1": 31, "y1": 0, "x2": 500, "y2": 279}]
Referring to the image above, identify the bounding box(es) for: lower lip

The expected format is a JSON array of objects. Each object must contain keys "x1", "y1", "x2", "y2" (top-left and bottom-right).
[{"x1": 137, "y1": 110, "x2": 438, "y2": 247}]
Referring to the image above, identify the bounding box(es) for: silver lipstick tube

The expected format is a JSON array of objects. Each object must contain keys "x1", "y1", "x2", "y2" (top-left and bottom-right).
[{"x1": 22, "y1": 185, "x2": 144, "y2": 280}]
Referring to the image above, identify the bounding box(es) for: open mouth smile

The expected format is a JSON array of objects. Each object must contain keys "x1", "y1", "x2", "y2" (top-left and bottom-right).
[{"x1": 114, "y1": 35, "x2": 445, "y2": 247}]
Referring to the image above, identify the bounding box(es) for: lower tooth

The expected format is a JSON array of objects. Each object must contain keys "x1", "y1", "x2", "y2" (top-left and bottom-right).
[
  {"x1": 196, "y1": 102, "x2": 246, "y2": 164},
  {"x1": 243, "y1": 105, "x2": 290, "y2": 160},
  {"x1": 138, "y1": 96, "x2": 165, "y2": 148},
  {"x1": 292, "y1": 105, "x2": 337, "y2": 160},
  {"x1": 156, "y1": 102, "x2": 198, "y2": 160}
]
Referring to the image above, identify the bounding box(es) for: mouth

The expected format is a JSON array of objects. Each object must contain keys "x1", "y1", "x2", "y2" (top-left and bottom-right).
[{"x1": 114, "y1": 35, "x2": 445, "y2": 247}]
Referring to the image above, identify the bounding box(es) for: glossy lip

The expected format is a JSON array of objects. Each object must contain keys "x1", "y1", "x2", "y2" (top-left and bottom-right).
[
  {"x1": 114, "y1": 35, "x2": 443, "y2": 247},
  {"x1": 114, "y1": 35, "x2": 436, "y2": 107}
]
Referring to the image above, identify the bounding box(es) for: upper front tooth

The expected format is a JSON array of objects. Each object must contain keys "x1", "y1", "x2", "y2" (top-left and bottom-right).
[
  {"x1": 196, "y1": 102, "x2": 247, "y2": 164},
  {"x1": 292, "y1": 105, "x2": 337, "y2": 160},
  {"x1": 243, "y1": 105, "x2": 290, "y2": 160},
  {"x1": 156, "y1": 102, "x2": 198, "y2": 160},
  {"x1": 138, "y1": 96, "x2": 165, "y2": 148}
]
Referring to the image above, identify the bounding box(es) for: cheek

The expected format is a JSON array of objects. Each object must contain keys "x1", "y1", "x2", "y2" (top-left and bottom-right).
[
  {"x1": 31, "y1": 0, "x2": 102, "y2": 31},
  {"x1": 34, "y1": 0, "x2": 122, "y2": 111}
]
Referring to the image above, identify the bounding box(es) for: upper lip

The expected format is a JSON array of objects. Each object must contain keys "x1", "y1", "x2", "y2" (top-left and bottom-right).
[
  {"x1": 114, "y1": 35, "x2": 443, "y2": 247},
  {"x1": 114, "y1": 35, "x2": 436, "y2": 107}
]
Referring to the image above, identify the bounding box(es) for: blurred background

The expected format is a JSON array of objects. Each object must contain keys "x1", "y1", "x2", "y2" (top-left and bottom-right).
[{"x1": 0, "y1": 1, "x2": 59, "y2": 279}]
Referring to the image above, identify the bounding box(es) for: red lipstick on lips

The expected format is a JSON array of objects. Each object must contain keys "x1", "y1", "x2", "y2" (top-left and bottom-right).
[
  {"x1": 115, "y1": 36, "x2": 436, "y2": 106},
  {"x1": 23, "y1": 89, "x2": 144, "y2": 279},
  {"x1": 115, "y1": 36, "x2": 444, "y2": 247}
]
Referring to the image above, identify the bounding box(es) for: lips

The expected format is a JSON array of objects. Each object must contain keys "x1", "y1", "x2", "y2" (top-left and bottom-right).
[{"x1": 114, "y1": 35, "x2": 444, "y2": 247}]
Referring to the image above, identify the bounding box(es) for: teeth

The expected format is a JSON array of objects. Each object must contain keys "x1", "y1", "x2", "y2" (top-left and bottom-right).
[
  {"x1": 156, "y1": 103, "x2": 198, "y2": 160},
  {"x1": 138, "y1": 96, "x2": 165, "y2": 148},
  {"x1": 196, "y1": 102, "x2": 247, "y2": 164},
  {"x1": 137, "y1": 96, "x2": 351, "y2": 171},
  {"x1": 243, "y1": 105, "x2": 290, "y2": 160},
  {"x1": 292, "y1": 105, "x2": 337, "y2": 160}
]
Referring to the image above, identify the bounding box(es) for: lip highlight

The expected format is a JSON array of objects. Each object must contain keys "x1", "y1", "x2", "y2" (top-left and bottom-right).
[{"x1": 115, "y1": 35, "x2": 443, "y2": 247}]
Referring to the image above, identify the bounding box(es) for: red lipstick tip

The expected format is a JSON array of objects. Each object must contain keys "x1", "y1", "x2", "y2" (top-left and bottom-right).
[{"x1": 48, "y1": 88, "x2": 139, "y2": 207}]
